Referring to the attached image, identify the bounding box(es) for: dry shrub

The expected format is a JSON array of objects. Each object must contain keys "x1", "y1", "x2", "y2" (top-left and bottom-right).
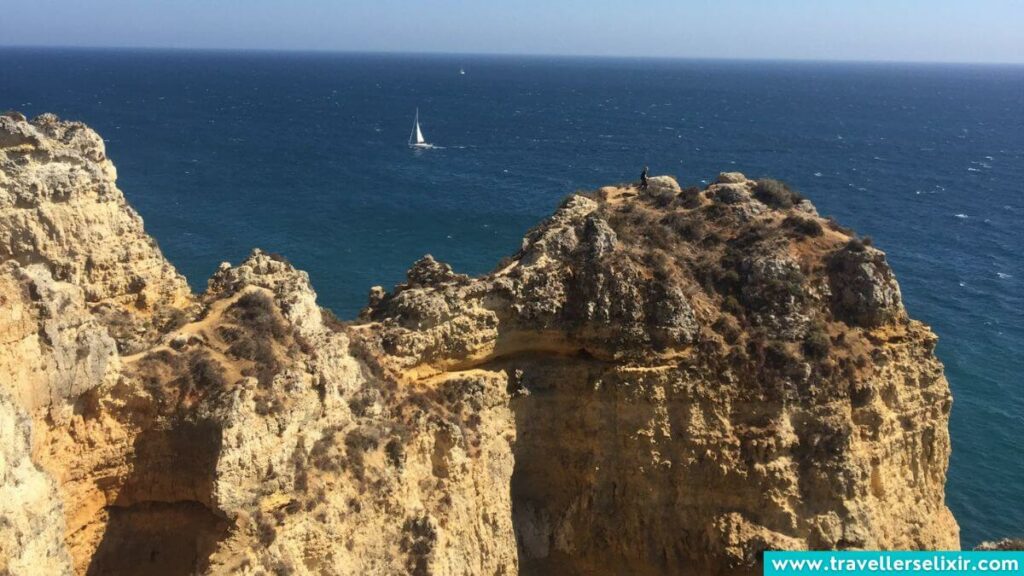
[
  {"x1": 187, "y1": 351, "x2": 226, "y2": 391},
  {"x1": 754, "y1": 178, "x2": 804, "y2": 209},
  {"x1": 229, "y1": 291, "x2": 286, "y2": 339},
  {"x1": 677, "y1": 186, "x2": 703, "y2": 209},
  {"x1": 802, "y1": 322, "x2": 831, "y2": 359},
  {"x1": 783, "y1": 215, "x2": 824, "y2": 237},
  {"x1": 321, "y1": 307, "x2": 348, "y2": 332},
  {"x1": 662, "y1": 211, "x2": 705, "y2": 242},
  {"x1": 713, "y1": 315, "x2": 742, "y2": 344},
  {"x1": 843, "y1": 236, "x2": 873, "y2": 253}
]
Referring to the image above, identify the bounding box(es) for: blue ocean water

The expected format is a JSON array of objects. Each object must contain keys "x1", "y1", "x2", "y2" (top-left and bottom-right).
[{"x1": 1, "y1": 48, "x2": 1020, "y2": 547}]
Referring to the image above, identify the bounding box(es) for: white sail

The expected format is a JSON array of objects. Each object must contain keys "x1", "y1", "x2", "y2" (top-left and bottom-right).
[{"x1": 409, "y1": 108, "x2": 430, "y2": 148}]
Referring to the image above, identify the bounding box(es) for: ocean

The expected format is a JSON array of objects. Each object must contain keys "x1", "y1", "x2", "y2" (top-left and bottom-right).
[{"x1": 1, "y1": 47, "x2": 1020, "y2": 547}]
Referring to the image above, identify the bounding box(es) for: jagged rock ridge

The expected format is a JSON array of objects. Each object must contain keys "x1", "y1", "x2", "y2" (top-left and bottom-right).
[{"x1": 0, "y1": 113, "x2": 958, "y2": 575}]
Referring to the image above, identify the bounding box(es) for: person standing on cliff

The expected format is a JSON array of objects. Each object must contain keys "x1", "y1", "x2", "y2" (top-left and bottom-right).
[{"x1": 640, "y1": 165, "x2": 649, "y2": 190}]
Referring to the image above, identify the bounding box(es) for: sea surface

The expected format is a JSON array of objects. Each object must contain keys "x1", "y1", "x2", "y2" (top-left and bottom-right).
[{"x1": 1, "y1": 48, "x2": 1021, "y2": 547}]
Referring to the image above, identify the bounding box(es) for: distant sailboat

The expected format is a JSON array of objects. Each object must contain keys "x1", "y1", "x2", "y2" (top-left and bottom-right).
[
  {"x1": 459, "y1": 66, "x2": 466, "y2": 75},
  {"x1": 408, "y1": 108, "x2": 434, "y2": 149}
]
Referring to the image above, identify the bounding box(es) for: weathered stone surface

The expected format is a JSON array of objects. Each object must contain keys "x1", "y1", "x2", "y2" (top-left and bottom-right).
[
  {"x1": 0, "y1": 393, "x2": 73, "y2": 576},
  {"x1": 0, "y1": 113, "x2": 191, "y2": 353},
  {"x1": 1, "y1": 115, "x2": 960, "y2": 576},
  {"x1": 827, "y1": 242, "x2": 905, "y2": 327},
  {"x1": 645, "y1": 174, "x2": 682, "y2": 198},
  {"x1": 716, "y1": 171, "x2": 748, "y2": 184}
]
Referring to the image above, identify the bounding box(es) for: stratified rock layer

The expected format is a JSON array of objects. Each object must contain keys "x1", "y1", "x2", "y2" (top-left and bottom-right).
[{"x1": 0, "y1": 113, "x2": 959, "y2": 575}]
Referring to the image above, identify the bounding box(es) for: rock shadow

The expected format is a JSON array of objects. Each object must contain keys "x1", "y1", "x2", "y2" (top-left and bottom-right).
[{"x1": 86, "y1": 419, "x2": 228, "y2": 576}]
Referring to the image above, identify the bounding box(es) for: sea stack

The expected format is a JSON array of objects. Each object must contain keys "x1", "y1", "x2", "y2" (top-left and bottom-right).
[{"x1": 0, "y1": 113, "x2": 958, "y2": 575}]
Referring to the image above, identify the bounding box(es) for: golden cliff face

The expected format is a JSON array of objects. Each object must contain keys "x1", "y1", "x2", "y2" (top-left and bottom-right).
[{"x1": 0, "y1": 113, "x2": 958, "y2": 575}]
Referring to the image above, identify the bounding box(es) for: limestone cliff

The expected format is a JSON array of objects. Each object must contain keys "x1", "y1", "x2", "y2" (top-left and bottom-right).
[{"x1": 0, "y1": 113, "x2": 958, "y2": 576}]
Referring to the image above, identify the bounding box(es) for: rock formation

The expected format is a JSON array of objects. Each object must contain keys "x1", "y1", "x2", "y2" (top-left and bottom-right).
[{"x1": 0, "y1": 112, "x2": 959, "y2": 575}]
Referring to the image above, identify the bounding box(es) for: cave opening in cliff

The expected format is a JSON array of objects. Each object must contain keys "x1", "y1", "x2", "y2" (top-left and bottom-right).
[
  {"x1": 86, "y1": 501, "x2": 229, "y2": 576},
  {"x1": 83, "y1": 420, "x2": 229, "y2": 576}
]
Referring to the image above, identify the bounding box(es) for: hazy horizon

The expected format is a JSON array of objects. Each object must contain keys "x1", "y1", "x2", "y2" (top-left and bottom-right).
[
  {"x1": 2, "y1": 0, "x2": 1023, "y2": 65},
  {"x1": 2, "y1": 44, "x2": 1023, "y2": 68}
]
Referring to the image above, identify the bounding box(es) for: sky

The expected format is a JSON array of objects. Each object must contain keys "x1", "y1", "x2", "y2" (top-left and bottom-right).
[{"x1": 1, "y1": 0, "x2": 1022, "y2": 64}]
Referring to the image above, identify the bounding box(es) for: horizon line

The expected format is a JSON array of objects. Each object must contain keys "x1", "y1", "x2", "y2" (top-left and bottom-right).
[{"x1": 2, "y1": 43, "x2": 1023, "y2": 67}]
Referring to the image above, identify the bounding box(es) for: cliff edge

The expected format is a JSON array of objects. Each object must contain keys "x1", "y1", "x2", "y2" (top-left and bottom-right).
[{"x1": 0, "y1": 113, "x2": 958, "y2": 575}]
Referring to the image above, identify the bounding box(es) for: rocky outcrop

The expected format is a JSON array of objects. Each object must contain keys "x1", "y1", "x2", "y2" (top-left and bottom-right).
[
  {"x1": 0, "y1": 112, "x2": 191, "y2": 353},
  {"x1": 975, "y1": 539, "x2": 1024, "y2": 551},
  {"x1": 0, "y1": 113, "x2": 959, "y2": 575},
  {"x1": 827, "y1": 240, "x2": 905, "y2": 328}
]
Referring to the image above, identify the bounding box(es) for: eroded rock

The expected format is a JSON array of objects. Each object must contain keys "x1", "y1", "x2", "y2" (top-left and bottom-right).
[
  {"x1": 0, "y1": 115, "x2": 960, "y2": 576},
  {"x1": 827, "y1": 242, "x2": 905, "y2": 327}
]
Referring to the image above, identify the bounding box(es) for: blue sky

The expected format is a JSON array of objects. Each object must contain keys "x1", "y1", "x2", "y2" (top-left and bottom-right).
[{"x1": 2, "y1": 0, "x2": 1022, "y2": 63}]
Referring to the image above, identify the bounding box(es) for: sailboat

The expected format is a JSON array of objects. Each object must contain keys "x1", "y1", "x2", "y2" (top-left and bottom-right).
[{"x1": 408, "y1": 108, "x2": 434, "y2": 149}]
